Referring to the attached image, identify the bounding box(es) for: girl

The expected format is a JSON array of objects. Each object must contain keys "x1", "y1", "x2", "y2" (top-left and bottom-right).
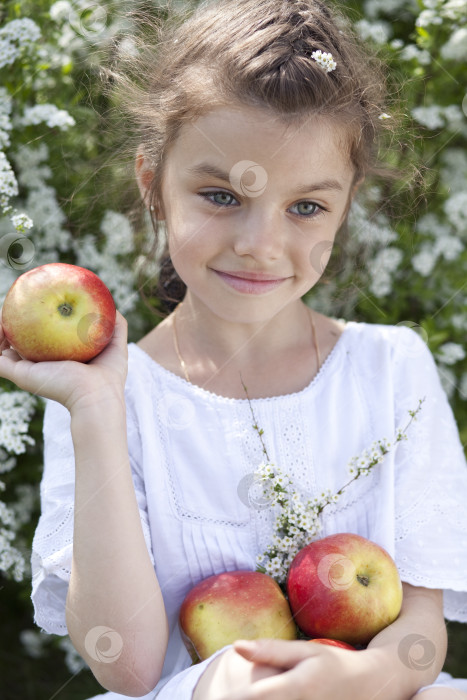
[{"x1": 1, "y1": 0, "x2": 467, "y2": 698}]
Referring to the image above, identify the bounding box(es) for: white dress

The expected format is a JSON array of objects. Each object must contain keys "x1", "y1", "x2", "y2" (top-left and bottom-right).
[{"x1": 31, "y1": 322, "x2": 467, "y2": 698}]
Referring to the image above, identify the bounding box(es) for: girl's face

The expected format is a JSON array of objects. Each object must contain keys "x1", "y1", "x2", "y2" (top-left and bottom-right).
[{"x1": 156, "y1": 104, "x2": 357, "y2": 323}]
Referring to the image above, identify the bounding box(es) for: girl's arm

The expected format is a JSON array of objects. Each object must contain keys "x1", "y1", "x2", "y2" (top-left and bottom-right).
[
  {"x1": 0, "y1": 312, "x2": 169, "y2": 696},
  {"x1": 193, "y1": 581, "x2": 447, "y2": 700},
  {"x1": 66, "y1": 393, "x2": 169, "y2": 696}
]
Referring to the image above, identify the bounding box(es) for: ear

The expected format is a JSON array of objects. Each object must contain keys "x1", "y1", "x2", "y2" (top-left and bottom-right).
[{"x1": 135, "y1": 145, "x2": 164, "y2": 218}]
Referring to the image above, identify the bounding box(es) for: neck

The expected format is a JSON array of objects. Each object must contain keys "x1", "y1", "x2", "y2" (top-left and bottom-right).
[{"x1": 172, "y1": 292, "x2": 320, "y2": 385}]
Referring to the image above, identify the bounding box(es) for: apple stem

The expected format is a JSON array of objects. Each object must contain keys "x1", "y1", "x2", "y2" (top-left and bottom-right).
[
  {"x1": 58, "y1": 303, "x2": 73, "y2": 317},
  {"x1": 357, "y1": 574, "x2": 370, "y2": 587}
]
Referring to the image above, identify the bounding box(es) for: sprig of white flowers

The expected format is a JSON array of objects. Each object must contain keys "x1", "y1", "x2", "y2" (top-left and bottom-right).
[
  {"x1": 310, "y1": 50, "x2": 337, "y2": 72},
  {"x1": 241, "y1": 378, "x2": 424, "y2": 586}
]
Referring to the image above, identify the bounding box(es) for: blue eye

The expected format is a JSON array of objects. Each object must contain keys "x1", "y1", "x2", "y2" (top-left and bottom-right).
[
  {"x1": 198, "y1": 191, "x2": 326, "y2": 219},
  {"x1": 290, "y1": 202, "x2": 322, "y2": 218},
  {"x1": 199, "y1": 191, "x2": 238, "y2": 207}
]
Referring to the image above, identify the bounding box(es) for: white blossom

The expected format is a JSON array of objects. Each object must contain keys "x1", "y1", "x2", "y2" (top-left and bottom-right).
[
  {"x1": 440, "y1": 149, "x2": 467, "y2": 193},
  {"x1": 400, "y1": 44, "x2": 431, "y2": 65},
  {"x1": 459, "y1": 373, "x2": 467, "y2": 400},
  {"x1": 441, "y1": 27, "x2": 467, "y2": 61},
  {"x1": 451, "y1": 313, "x2": 467, "y2": 332},
  {"x1": 0, "y1": 447, "x2": 16, "y2": 474},
  {"x1": 364, "y1": 0, "x2": 415, "y2": 19},
  {"x1": 444, "y1": 192, "x2": 467, "y2": 232},
  {"x1": 0, "y1": 19, "x2": 41, "y2": 69},
  {"x1": 416, "y1": 9, "x2": 443, "y2": 27},
  {"x1": 252, "y1": 408, "x2": 420, "y2": 586},
  {"x1": 11, "y1": 212, "x2": 33, "y2": 232},
  {"x1": 0, "y1": 526, "x2": 25, "y2": 581},
  {"x1": 441, "y1": 0, "x2": 467, "y2": 21},
  {"x1": 0, "y1": 392, "x2": 38, "y2": 454},
  {"x1": 73, "y1": 211, "x2": 138, "y2": 312},
  {"x1": 411, "y1": 105, "x2": 445, "y2": 130},
  {"x1": 355, "y1": 19, "x2": 392, "y2": 44},
  {"x1": 0, "y1": 87, "x2": 13, "y2": 150},
  {"x1": 348, "y1": 201, "x2": 398, "y2": 247},
  {"x1": 436, "y1": 342, "x2": 466, "y2": 365},
  {"x1": 49, "y1": 1, "x2": 74, "y2": 22},
  {"x1": 12, "y1": 143, "x2": 52, "y2": 189},
  {"x1": 310, "y1": 50, "x2": 337, "y2": 72},
  {"x1": 415, "y1": 212, "x2": 451, "y2": 239},
  {"x1": 20, "y1": 629, "x2": 48, "y2": 659},
  {"x1": 412, "y1": 247, "x2": 438, "y2": 276},
  {"x1": 368, "y1": 247, "x2": 404, "y2": 297},
  {"x1": 19, "y1": 104, "x2": 75, "y2": 131},
  {"x1": 100, "y1": 210, "x2": 134, "y2": 255},
  {"x1": 0, "y1": 151, "x2": 18, "y2": 212},
  {"x1": 433, "y1": 235, "x2": 463, "y2": 261}
]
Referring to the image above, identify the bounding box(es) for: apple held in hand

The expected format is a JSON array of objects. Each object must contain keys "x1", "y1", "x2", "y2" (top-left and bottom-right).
[
  {"x1": 179, "y1": 570, "x2": 297, "y2": 663},
  {"x1": 309, "y1": 638, "x2": 356, "y2": 650},
  {"x1": 287, "y1": 533, "x2": 403, "y2": 646},
  {"x1": 1, "y1": 263, "x2": 116, "y2": 363}
]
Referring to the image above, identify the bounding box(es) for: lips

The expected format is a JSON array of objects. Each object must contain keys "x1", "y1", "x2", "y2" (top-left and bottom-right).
[
  {"x1": 212, "y1": 269, "x2": 289, "y2": 295},
  {"x1": 216, "y1": 270, "x2": 286, "y2": 281}
]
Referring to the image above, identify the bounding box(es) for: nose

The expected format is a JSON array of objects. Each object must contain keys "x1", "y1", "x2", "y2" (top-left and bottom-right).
[{"x1": 233, "y1": 207, "x2": 284, "y2": 260}]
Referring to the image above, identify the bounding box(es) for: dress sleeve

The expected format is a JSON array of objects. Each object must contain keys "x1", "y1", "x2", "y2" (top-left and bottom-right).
[
  {"x1": 392, "y1": 326, "x2": 467, "y2": 621},
  {"x1": 31, "y1": 396, "x2": 155, "y2": 635}
]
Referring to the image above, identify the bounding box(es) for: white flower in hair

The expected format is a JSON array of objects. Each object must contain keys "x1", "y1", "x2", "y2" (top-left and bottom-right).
[{"x1": 311, "y1": 50, "x2": 337, "y2": 73}]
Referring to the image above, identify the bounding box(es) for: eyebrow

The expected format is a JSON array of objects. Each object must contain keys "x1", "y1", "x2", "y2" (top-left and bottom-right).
[{"x1": 186, "y1": 162, "x2": 344, "y2": 193}]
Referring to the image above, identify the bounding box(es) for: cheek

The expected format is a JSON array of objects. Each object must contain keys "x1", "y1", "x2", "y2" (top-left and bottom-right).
[
  {"x1": 167, "y1": 222, "x2": 214, "y2": 280},
  {"x1": 306, "y1": 238, "x2": 334, "y2": 278}
]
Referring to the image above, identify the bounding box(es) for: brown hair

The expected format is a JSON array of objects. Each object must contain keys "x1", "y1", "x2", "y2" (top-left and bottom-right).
[{"x1": 107, "y1": 0, "x2": 398, "y2": 314}]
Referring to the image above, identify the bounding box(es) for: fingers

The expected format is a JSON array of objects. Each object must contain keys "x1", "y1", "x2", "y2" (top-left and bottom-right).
[
  {"x1": 225, "y1": 666, "x2": 303, "y2": 700},
  {"x1": 0, "y1": 351, "x2": 34, "y2": 392},
  {"x1": 233, "y1": 639, "x2": 319, "y2": 671},
  {"x1": 114, "y1": 310, "x2": 128, "y2": 344}
]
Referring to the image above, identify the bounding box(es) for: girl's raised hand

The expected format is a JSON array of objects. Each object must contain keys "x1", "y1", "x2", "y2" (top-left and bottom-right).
[{"x1": 0, "y1": 309, "x2": 129, "y2": 413}]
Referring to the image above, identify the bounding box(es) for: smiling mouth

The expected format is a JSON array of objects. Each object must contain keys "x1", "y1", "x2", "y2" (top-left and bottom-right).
[{"x1": 212, "y1": 269, "x2": 290, "y2": 294}]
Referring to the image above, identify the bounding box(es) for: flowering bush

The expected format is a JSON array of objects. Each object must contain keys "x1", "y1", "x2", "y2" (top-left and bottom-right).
[{"x1": 1, "y1": 0, "x2": 466, "y2": 694}]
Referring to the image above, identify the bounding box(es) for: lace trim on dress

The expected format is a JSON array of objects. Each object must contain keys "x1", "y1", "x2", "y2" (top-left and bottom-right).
[{"x1": 129, "y1": 320, "x2": 353, "y2": 405}]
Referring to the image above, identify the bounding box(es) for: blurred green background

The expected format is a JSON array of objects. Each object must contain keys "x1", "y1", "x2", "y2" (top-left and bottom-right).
[{"x1": 1, "y1": 0, "x2": 466, "y2": 697}]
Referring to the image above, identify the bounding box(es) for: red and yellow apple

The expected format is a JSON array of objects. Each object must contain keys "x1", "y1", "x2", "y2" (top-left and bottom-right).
[
  {"x1": 309, "y1": 638, "x2": 356, "y2": 650},
  {"x1": 1, "y1": 263, "x2": 116, "y2": 362},
  {"x1": 287, "y1": 533, "x2": 403, "y2": 646},
  {"x1": 179, "y1": 570, "x2": 297, "y2": 662}
]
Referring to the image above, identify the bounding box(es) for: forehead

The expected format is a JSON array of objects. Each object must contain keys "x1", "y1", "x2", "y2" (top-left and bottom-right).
[{"x1": 167, "y1": 105, "x2": 354, "y2": 181}]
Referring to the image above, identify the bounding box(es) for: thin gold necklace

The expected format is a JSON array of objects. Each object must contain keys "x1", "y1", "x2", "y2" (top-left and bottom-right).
[{"x1": 172, "y1": 302, "x2": 321, "y2": 384}]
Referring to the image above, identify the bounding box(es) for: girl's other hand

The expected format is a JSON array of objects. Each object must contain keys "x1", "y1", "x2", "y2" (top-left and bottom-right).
[
  {"x1": 197, "y1": 638, "x2": 368, "y2": 700},
  {"x1": 0, "y1": 309, "x2": 129, "y2": 413}
]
